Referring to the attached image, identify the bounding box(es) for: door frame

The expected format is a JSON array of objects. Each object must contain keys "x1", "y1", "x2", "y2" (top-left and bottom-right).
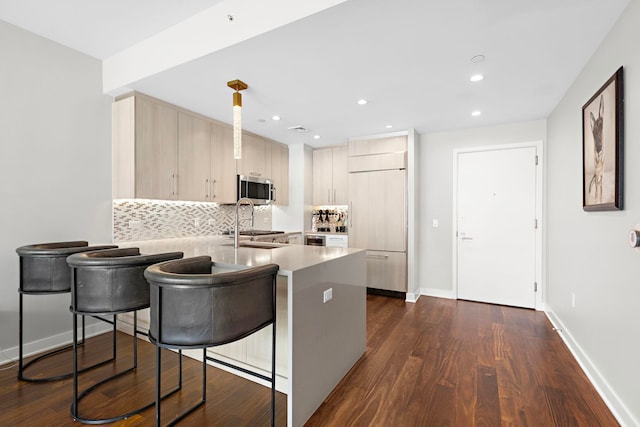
[{"x1": 452, "y1": 141, "x2": 544, "y2": 310}]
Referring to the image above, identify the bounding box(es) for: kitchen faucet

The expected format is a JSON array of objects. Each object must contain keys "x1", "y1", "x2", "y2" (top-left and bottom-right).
[{"x1": 234, "y1": 197, "x2": 255, "y2": 249}]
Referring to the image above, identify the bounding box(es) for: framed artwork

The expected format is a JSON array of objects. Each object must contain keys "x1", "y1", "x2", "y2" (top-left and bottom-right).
[{"x1": 582, "y1": 66, "x2": 624, "y2": 211}]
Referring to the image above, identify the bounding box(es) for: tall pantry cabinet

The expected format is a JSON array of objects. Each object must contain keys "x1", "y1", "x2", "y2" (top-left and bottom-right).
[{"x1": 348, "y1": 135, "x2": 408, "y2": 293}]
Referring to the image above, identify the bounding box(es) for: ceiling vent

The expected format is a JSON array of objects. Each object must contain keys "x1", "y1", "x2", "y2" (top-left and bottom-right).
[{"x1": 288, "y1": 125, "x2": 308, "y2": 132}]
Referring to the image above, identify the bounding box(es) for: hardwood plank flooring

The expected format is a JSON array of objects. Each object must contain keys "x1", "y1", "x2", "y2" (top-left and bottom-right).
[
  {"x1": 0, "y1": 296, "x2": 618, "y2": 426},
  {"x1": 305, "y1": 295, "x2": 619, "y2": 427}
]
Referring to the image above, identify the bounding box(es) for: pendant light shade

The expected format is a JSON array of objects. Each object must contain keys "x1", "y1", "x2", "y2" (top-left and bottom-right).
[{"x1": 227, "y1": 80, "x2": 248, "y2": 159}]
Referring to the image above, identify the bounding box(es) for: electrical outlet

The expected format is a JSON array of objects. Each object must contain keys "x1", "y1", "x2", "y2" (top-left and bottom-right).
[
  {"x1": 323, "y1": 288, "x2": 333, "y2": 303},
  {"x1": 571, "y1": 292, "x2": 576, "y2": 308},
  {"x1": 129, "y1": 220, "x2": 142, "y2": 229},
  {"x1": 263, "y1": 217, "x2": 269, "y2": 224},
  {"x1": 194, "y1": 218, "x2": 201, "y2": 227},
  {"x1": 432, "y1": 219, "x2": 439, "y2": 228},
  {"x1": 208, "y1": 218, "x2": 216, "y2": 226}
]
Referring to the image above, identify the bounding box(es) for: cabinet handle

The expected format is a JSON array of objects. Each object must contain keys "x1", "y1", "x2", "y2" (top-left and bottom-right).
[
  {"x1": 250, "y1": 171, "x2": 262, "y2": 177},
  {"x1": 205, "y1": 179, "x2": 209, "y2": 199},
  {"x1": 328, "y1": 189, "x2": 331, "y2": 203},
  {"x1": 366, "y1": 254, "x2": 389, "y2": 259},
  {"x1": 272, "y1": 186, "x2": 277, "y2": 202},
  {"x1": 349, "y1": 203, "x2": 353, "y2": 228},
  {"x1": 211, "y1": 179, "x2": 216, "y2": 199},
  {"x1": 170, "y1": 174, "x2": 176, "y2": 196}
]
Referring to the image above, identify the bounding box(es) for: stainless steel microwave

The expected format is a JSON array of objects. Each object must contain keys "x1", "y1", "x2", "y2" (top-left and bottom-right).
[{"x1": 237, "y1": 175, "x2": 274, "y2": 204}]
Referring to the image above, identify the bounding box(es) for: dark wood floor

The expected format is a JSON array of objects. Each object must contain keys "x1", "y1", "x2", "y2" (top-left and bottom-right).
[
  {"x1": 307, "y1": 295, "x2": 619, "y2": 427},
  {"x1": 0, "y1": 295, "x2": 618, "y2": 426}
]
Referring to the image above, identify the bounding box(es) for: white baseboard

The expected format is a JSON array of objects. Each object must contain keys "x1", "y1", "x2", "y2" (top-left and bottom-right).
[
  {"x1": 420, "y1": 287, "x2": 455, "y2": 299},
  {"x1": 0, "y1": 321, "x2": 112, "y2": 366},
  {"x1": 545, "y1": 310, "x2": 638, "y2": 427},
  {"x1": 405, "y1": 293, "x2": 419, "y2": 303}
]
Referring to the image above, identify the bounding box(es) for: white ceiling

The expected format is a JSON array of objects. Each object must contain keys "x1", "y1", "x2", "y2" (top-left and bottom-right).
[{"x1": 0, "y1": 0, "x2": 631, "y2": 148}]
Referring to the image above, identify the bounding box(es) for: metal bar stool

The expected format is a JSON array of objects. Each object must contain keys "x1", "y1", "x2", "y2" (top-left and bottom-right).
[
  {"x1": 67, "y1": 247, "x2": 184, "y2": 424},
  {"x1": 15, "y1": 241, "x2": 117, "y2": 382},
  {"x1": 144, "y1": 256, "x2": 279, "y2": 427}
]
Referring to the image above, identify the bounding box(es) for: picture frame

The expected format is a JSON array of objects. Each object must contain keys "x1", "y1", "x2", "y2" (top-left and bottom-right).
[{"x1": 582, "y1": 66, "x2": 624, "y2": 211}]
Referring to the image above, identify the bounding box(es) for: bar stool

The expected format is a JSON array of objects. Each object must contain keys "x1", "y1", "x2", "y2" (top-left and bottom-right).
[
  {"x1": 67, "y1": 247, "x2": 183, "y2": 424},
  {"x1": 144, "y1": 256, "x2": 279, "y2": 427},
  {"x1": 15, "y1": 241, "x2": 117, "y2": 382}
]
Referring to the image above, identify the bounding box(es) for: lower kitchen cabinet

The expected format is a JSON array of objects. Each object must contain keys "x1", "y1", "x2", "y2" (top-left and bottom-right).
[
  {"x1": 209, "y1": 276, "x2": 288, "y2": 376},
  {"x1": 365, "y1": 250, "x2": 407, "y2": 292}
]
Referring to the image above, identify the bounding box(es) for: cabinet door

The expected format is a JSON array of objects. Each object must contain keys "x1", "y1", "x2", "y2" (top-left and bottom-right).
[
  {"x1": 312, "y1": 148, "x2": 333, "y2": 205},
  {"x1": 178, "y1": 112, "x2": 211, "y2": 202},
  {"x1": 211, "y1": 124, "x2": 238, "y2": 204},
  {"x1": 348, "y1": 135, "x2": 407, "y2": 157},
  {"x1": 332, "y1": 146, "x2": 348, "y2": 204},
  {"x1": 366, "y1": 251, "x2": 407, "y2": 292},
  {"x1": 326, "y1": 235, "x2": 348, "y2": 248},
  {"x1": 271, "y1": 143, "x2": 289, "y2": 205},
  {"x1": 348, "y1": 169, "x2": 406, "y2": 251},
  {"x1": 237, "y1": 134, "x2": 271, "y2": 178},
  {"x1": 135, "y1": 97, "x2": 178, "y2": 199}
]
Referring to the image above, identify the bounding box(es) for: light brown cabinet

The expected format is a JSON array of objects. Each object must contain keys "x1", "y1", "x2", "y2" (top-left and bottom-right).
[
  {"x1": 237, "y1": 134, "x2": 272, "y2": 179},
  {"x1": 177, "y1": 112, "x2": 211, "y2": 202},
  {"x1": 348, "y1": 134, "x2": 408, "y2": 293},
  {"x1": 113, "y1": 92, "x2": 288, "y2": 205},
  {"x1": 271, "y1": 142, "x2": 289, "y2": 205},
  {"x1": 112, "y1": 95, "x2": 178, "y2": 200},
  {"x1": 210, "y1": 124, "x2": 238, "y2": 204},
  {"x1": 313, "y1": 146, "x2": 348, "y2": 205},
  {"x1": 348, "y1": 135, "x2": 407, "y2": 157},
  {"x1": 177, "y1": 112, "x2": 237, "y2": 203}
]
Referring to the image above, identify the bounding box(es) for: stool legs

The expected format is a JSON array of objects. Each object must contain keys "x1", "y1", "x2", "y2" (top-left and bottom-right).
[{"x1": 18, "y1": 293, "x2": 97, "y2": 383}]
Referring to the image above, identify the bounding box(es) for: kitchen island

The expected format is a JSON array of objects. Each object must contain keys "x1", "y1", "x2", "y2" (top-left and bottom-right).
[{"x1": 117, "y1": 236, "x2": 366, "y2": 427}]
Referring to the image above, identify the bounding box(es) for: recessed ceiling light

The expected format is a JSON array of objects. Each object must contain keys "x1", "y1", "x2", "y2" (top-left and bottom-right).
[
  {"x1": 357, "y1": 99, "x2": 368, "y2": 105},
  {"x1": 470, "y1": 54, "x2": 485, "y2": 63},
  {"x1": 471, "y1": 110, "x2": 482, "y2": 117},
  {"x1": 470, "y1": 74, "x2": 484, "y2": 82},
  {"x1": 313, "y1": 135, "x2": 321, "y2": 139},
  {"x1": 272, "y1": 115, "x2": 281, "y2": 121},
  {"x1": 385, "y1": 125, "x2": 393, "y2": 129}
]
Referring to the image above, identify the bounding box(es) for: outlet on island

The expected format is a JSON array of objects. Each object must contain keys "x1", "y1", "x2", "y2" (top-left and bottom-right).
[{"x1": 323, "y1": 288, "x2": 333, "y2": 303}]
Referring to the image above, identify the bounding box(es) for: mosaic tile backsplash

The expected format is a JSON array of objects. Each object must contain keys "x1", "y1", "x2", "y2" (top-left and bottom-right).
[{"x1": 113, "y1": 199, "x2": 272, "y2": 242}]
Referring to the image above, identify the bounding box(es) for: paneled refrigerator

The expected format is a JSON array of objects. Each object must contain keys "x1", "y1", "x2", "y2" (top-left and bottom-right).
[{"x1": 348, "y1": 157, "x2": 407, "y2": 293}]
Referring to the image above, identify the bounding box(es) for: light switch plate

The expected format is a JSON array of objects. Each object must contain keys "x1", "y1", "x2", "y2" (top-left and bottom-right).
[{"x1": 323, "y1": 288, "x2": 333, "y2": 303}]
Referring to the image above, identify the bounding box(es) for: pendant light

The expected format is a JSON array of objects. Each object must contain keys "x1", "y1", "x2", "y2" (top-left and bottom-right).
[{"x1": 227, "y1": 79, "x2": 248, "y2": 159}]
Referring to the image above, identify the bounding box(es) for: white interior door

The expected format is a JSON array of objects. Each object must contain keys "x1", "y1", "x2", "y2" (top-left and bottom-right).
[{"x1": 456, "y1": 146, "x2": 537, "y2": 308}]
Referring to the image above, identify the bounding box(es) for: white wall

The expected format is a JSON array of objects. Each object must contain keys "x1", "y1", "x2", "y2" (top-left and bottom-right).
[
  {"x1": 546, "y1": 1, "x2": 640, "y2": 424},
  {"x1": 419, "y1": 120, "x2": 547, "y2": 298},
  {"x1": 0, "y1": 21, "x2": 112, "y2": 359}
]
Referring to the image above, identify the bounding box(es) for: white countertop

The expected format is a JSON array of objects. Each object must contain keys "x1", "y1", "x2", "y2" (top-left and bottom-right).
[
  {"x1": 117, "y1": 236, "x2": 362, "y2": 274},
  {"x1": 304, "y1": 231, "x2": 348, "y2": 235}
]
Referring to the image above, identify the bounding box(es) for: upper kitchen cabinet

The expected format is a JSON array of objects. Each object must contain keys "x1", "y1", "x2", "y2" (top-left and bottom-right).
[
  {"x1": 210, "y1": 123, "x2": 237, "y2": 204},
  {"x1": 113, "y1": 94, "x2": 178, "y2": 200},
  {"x1": 177, "y1": 112, "x2": 237, "y2": 203},
  {"x1": 313, "y1": 146, "x2": 348, "y2": 205},
  {"x1": 271, "y1": 142, "x2": 289, "y2": 206},
  {"x1": 177, "y1": 112, "x2": 211, "y2": 202},
  {"x1": 348, "y1": 135, "x2": 407, "y2": 157},
  {"x1": 237, "y1": 134, "x2": 272, "y2": 179}
]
